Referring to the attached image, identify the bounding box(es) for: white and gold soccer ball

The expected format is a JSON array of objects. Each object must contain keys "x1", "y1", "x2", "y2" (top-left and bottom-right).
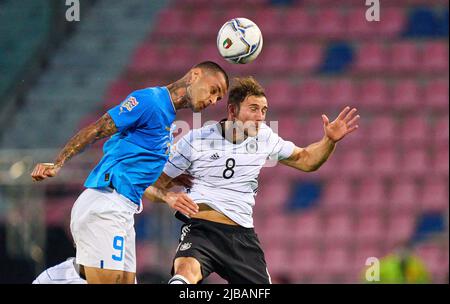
[{"x1": 217, "y1": 18, "x2": 263, "y2": 64}]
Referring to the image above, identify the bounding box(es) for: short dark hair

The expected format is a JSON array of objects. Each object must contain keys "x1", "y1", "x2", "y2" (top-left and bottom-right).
[
  {"x1": 194, "y1": 61, "x2": 229, "y2": 89},
  {"x1": 227, "y1": 76, "x2": 266, "y2": 110}
]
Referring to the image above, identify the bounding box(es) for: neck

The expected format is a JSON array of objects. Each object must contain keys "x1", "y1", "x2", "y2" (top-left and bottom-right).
[
  {"x1": 166, "y1": 76, "x2": 191, "y2": 110},
  {"x1": 221, "y1": 120, "x2": 247, "y2": 144}
]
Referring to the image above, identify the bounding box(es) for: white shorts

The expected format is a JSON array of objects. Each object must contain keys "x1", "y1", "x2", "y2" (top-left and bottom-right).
[{"x1": 70, "y1": 188, "x2": 139, "y2": 273}]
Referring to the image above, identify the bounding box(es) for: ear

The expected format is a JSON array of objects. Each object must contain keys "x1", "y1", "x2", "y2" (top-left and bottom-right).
[
  {"x1": 228, "y1": 103, "x2": 238, "y2": 119},
  {"x1": 188, "y1": 68, "x2": 202, "y2": 85}
]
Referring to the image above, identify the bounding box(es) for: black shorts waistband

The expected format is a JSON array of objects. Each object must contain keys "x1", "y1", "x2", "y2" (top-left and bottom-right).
[{"x1": 189, "y1": 218, "x2": 255, "y2": 234}]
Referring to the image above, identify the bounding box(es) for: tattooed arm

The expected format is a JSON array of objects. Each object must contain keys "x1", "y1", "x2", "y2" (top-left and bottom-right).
[{"x1": 31, "y1": 113, "x2": 118, "y2": 181}]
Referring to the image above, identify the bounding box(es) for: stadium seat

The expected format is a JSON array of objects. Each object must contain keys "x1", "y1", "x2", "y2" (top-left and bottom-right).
[
  {"x1": 255, "y1": 43, "x2": 291, "y2": 74},
  {"x1": 283, "y1": 8, "x2": 314, "y2": 38},
  {"x1": 190, "y1": 9, "x2": 217, "y2": 39},
  {"x1": 103, "y1": 79, "x2": 132, "y2": 108},
  {"x1": 323, "y1": 213, "x2": 354, "y2": 245},
  {"x1": 152, "y1": 9, "x2": 188, "y2": 39},
  {"x1": 354, "y1": 214, "x2": 385, "y2": 245},
  {"x1": 421, "y1": 41, "x2": 449, "y2": 73},
  {"x1": 390, "y1": 41, "x2": 420, "y2": 73},
  {"x1": 127, "y1": 43, "x2": 162, "y2": 74},
  {"x1": 328, "y1": 79, "x2": 356, "y2": 109},
  {"x1": 355, "y1": 178, "x2": 386, "y2": 214},
  {"x1": 391, "y1": 80, "x2": 421, "y2": 111},
  {"x1": 432, "y1": 146, "x2": 449, "y2": 177},
  {"x1": 265, "y1": 247, "x2": 291, "y2": 275},
  {"x1": 388, "y1": 179, "x2": 419, "y2": 213},
  {"x1": 163, "y1": 45, "x2": 197, "y2": 73},
  {"x1": 312, "y1": 8, "x2": 346, "y2": 39},
  {"x1": 291, "y1": 43, "x2": 323, "y2": 73},
  {"x1": 400, "y1": 148, "x2": 429, "y2": 177},
  {"x1": 319, "y1": 247, "x2": 352, "y2": 277},
  {"x1": 337, "y1": 150, "x2": 367, "y2": 178},
  {"x1": 425, "y1": 79, "x2": 449, "y2": 110},
  {"x1": 353, "y1": 42, "x2": 388, "y2": 74},
  {"x1": 253, "y1": 7, "x2": 282, "y2": 39},
  {"x1": 400, "y1": 116, "x2": 429, "y2": 146},
  {"x1": 433, "y1": 115, "x2": 449, "y2": 144},
  {"x1": 320, "y1": 180, "x2": 353, "y2": 211},
  {"x1": 272, "y1": 113, "x2": 302, "y2": 141},
  {"x1": 291, "y1": 212, "x2": 322, "y2": 244},
  {"x1": 358, "y1": 79, "x2": 389, "y2": 110},
  {"x1": 346, "y1": 8, "x2": 373, "y2": 37},
  {"x1": 368, "y1": 115, "x2": 397, "y2": 145},
  {"x1": 291, "y1": 247, "x2": 320, "y2": 277},
  {"x1": 295, "y1": 79, "x2": 327, "y2": 110},
  {"x1": 257, "y1": 181, "x2": 291, "y2": 214},
  {"x1": 386, "y1": 212, "x2": 417, "y2": 248},
  {"x1": 420, "y1": 177, "x2": 448, "y2": 213},
  {"x1": 374, "y1": 7, "x2": 406, "y2": 37}
]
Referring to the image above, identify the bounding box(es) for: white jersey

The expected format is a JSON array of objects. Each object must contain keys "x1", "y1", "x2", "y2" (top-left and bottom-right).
[
  {"x1": 164, "y1": 122, "x2": 295, "y2": 227},
  {"x1": 32, "y1": 258, "x2": 86, "y2": 284}
]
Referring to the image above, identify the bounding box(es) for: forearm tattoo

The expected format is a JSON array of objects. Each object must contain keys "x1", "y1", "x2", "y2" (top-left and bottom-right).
[{"x1": 54, "y1": 113, "x2": 117, "y2": 167}]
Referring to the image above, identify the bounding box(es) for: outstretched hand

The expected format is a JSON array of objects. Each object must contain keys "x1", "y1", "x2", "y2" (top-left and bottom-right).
[
  {"x1": 322, "y1": 106, "x2": 360, "y2": 143},
  {"x1": 31, "y1": 163, "x2": 60, "y2": 181}
]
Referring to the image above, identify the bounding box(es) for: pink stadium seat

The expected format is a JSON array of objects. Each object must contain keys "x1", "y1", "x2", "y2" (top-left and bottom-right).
[
  {"x1": 128, "y1": 43, "x2": 162, "y2": 74},
  {"x1": 358, "y1": 79, "x2": 389, "y2": 110},
  {"x1": 433, "y1": 116, "x2": 449, "y2": 144},
  {"x1": 196, "y1": 44, "x2": 223, "y2": 64},
  {"x1": 319, "y1": 247, "x2": 351, "y2": 277},
  {"x1": 320, "y1": 180, "x2": 353, "y2": 210},
  {"x1": 370, "y1": 147, "x2": 397, "y2": 177},
  {"x1": 152, "y1": 9, "x2": 188, "y2": 38},
  {"x1": 354, "y1": 214, "x2": 385, "y2": 244},
  {"x1": 103, "y1": 79, "x2": 132, "y2": 108},
  {"x1": 256, "y1": 182, "x2": 291, "y2": 214},
  {"x1": 264, "y1": 80, "x2": 295, "y2": 110},
  {"x1": 164, "y1": 45, "x2": 197, "y2": 73},
  {"x1": 283, "y1": 8, "x2": 314, "y2": 38},
  {"x1": 373, "y1": 8, "x2": 405, "y2": 37},
  {"x1": 425, "y1": 79, "x2": 449, "y2": 110},
  {"x1": 353, "y1": 43, "x2": 388, "y2": 73},
  {"x1": 337, "y1": 150, "x2": 367, "y2": 177},
  {"x1": 292, "y1": 212, "x2": 322, "y2": 244},
  {"x1": 390, "y1": 42, "x2": 420, "y2": 73},
  {"x1": 421, "y1": 42, "x2": 449, "y2": 73},
  {"x1": 272, "y1": 114, "x2": 301, "y2": 141},
  {"x1": 388, "y1": 180, "x2": 419, "y2": 213},
  {"x1": 265, "y1": 247, "x2": 291, "y2": 275},
  {"x1": 292, "y1": 248, "x2": 320, "y2": 276},
  {"x1": 391, "y1": 80, "x2": 421, "y2": 111},
  {"x1": 190, "y1": 9, "x2": 217, "y2": 38},
  {"x1": 400, "y1": 148, "x2": 429, "y2": 177},
  {"x1": 420, "y1": 177, "x2": 449, "y2": 212},
  {"x1": 355, "y1": 178, "x2": 386, "y2": 214},
  {"x1": 253, "y1": 8, "x2": 281, "y2": 39},
  {"x1": 432, "y1": 146, "x2": 449, "y2": 176},
  {"x1": 295, "y1": 79, "x2": 327, "y2": 110},
  {"x1": 328, "y1": 79, "x2": 356, "y2": 109},
  {"x1": 400, "y1": 116, "x2": 429, "y2": 146},
  {"x1": 346, "y1": 8, "x2": 373, "y2": 37},
  {"x1": 220, "y1": 7, "x2": 250, "y2": 24},
  {"x1": 368, "y1": 115, "x2": 397, "y2": 145},
  {"x1": 386, "y1": 213, "x2": 416, "y2": 247},
  {"x1": 255, "y1": 44, "x2": 291, "y2": 73},
  {"x1": 291, "y1": 43, "x2": 323, "y2": 73},
  {"x1": 302, "y1": 116, "x2": 327, "y2": 143},
  {"x1": 323, "y1": 214, "x2": 354, "y2": 245},
  {"x1": 312, "y1": 8, "x2": 346, "y2": 38},
  {"x1": 259, "y1": 214, "x2": 292, "y2": 245}
]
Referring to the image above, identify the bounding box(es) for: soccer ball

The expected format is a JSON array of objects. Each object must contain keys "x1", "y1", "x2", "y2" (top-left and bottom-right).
[{"x1": 217, "y1": 18, "x2": 263, "y2": 64}]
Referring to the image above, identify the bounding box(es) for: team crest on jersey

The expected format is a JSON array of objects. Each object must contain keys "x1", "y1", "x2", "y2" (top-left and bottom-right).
[
  {"x1": 179, "y1": 242, "x2": 192, "y2": 251},
  {"x1": 246, "y1": 140, "x2": 258, "y2": 154},
  {"x1": 119, "y1": 96, "x2": 139, "y2": 114}
]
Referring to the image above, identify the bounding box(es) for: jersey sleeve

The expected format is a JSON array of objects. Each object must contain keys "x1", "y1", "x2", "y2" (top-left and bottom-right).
[
  {"x1": 107, "y1": 92, "x2": 154, "y2": 132},
  {"x1": 163, "y1": 131, "x2": 196, "y2": 178},
  {"x1": 268, "y1": 130, "x2": 296, "y2": 161}
]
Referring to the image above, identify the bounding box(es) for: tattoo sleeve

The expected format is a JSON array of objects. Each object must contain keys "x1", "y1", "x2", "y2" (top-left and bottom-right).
[{"x1": 54, "y1": 113, "x2": 117, "y2": 168}]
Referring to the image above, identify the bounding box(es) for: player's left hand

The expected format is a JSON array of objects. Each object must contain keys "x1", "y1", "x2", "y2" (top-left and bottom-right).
[{"x1": 322, "y1": 106, "x2": 360, "y2": 143}]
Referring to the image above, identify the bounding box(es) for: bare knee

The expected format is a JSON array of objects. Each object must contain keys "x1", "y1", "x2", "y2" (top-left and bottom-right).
[{"x1": 174, "y1": 257, "x2": 202, "y2": 284}]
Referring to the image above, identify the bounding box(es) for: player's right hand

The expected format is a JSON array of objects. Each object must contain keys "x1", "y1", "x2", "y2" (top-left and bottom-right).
[
  {"x1": 165, "y1": 192, "x2": 199, "y2": 216},
  {"x1": 31, "y1": 163, "x2": 60, "y2": 182}
]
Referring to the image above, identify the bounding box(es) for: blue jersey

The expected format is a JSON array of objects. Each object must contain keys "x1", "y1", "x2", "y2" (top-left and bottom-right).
[{"x1": 84, "y1": 86, "x2": 176, "y2": 205}]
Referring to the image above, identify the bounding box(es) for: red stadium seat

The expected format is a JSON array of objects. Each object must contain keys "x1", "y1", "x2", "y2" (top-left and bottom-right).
[
  {"x1": 328, "y1": 79, "x2": 356, "y2": 109},
  {"x1": 425, "y1": 79, "x2": 449, "y2": 110},
  {"x1": 283, "y1": 8, "x2": 314, "y2": 38},
  {"x1": 264, "y1": 80, "x2": 295, "y2": 110},
  {"x1": 323, "y1": 214, "x2": 354, "y2": 245},
  {"x1": 390, "y1": 42, "x2": 420, "y2": 73},
  {"x1": 388, "y1": 179, "x2": 419, "y2": 213},
  {"x1": 256, "y1": 181, "x2": 291, "y2": 215},
  {"x1": 320, "y1": 180, "x2": 353, "y2": 211},
  {"x1": 312, "y1": 8, "x2": 346, "y2": 39},
  {"x1": 420, "y1": 177, "x2": 449, "y2": 213},
  {"x1": 196, "y1": 44, "x2": 223, "y2": 64},
  {"x1": 103, "y1": 79, "x2": 132, "y2": 108},
  {"x1": 355, "y1": 178, "x2": 387, "y2": 214},
  {"x1": 127, "y1": 43, "x2": 162, "y2": 74},
  {"x1": 353, "y1": 43, "x2": 389, "y2": 73},
  {"x1": 295, "y1": 79, "x2": 327, "y2": 110},
  {"x1": 291, "y1": 43, "x2": 323, "y2": 73},
  {"x1": 163, "y1": 45, "x2": 197, "y2": 73},
  {"x1": 432, "y1": 146, "x2": 449, "y2": 177},
  {"x1": 272, "y1": 113, "x2": 302, "y2": 142},
  {"x1": 292, "y1": 247, "x2": 320, "y2": 277},
  {"x1": 358, "y1": 79, "x2": 389, "y2": 110},
  {"x1": 255, "y1": 43, "x2": 291, "y2": 74},
  {"x1": 368, "y1": 115, "x2": 397, "y2": 145},
  {"x1": 253, "y1": 8, "x2": 282, "y2": 39},
  {"x1": 370, "y1": 147, "x2": 398, "y2": 177},
  {"x1": 291, "y1": 212, "x2": 322, "y2": 244},
  {"x1": 421, "y1": 42, "x2": 449, "y2": 73},
  {"x1": 190, "y1": 9, "x2": 217, "y2": 39},
  {"x1": 433, "y1": 116, "x2": 449, "y2": 144},
  {"x1": 319, "y1": 247, "x2": 351, "y2": 277},
  {"x1": 399, "y1": 116, "x2": 429, "y2": 146},
  {"x1": 354, "y1": 214, "x2": 385, "y2": 244},
  {"x1": 373, "y1": 8, "x2": 405, "y2": 37},
  {"x1": 346, "y1": 8, "x2": 373, "y2": 37},
  {"x1": 400, "y1": 148, "x2": 429, "y2": 177},
  {"x1": 337, "y1": 150, "x2": 367, "y2": 178},
  {"x1": 391, "y1": 80, "x2": 421, "y2": 111},
  {"x1": 265, "y1": 247, "x2": 291, "y2": 275},
  {"x1": 152, "y1": 9, "x2": 188, "y2": 38},
  {"x1": 386, "y1": 212, "x2": 416, "y2": 248}
]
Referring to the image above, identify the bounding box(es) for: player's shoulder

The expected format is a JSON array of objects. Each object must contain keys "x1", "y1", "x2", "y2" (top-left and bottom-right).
[{"x1": 185, "y1": 123, "x2": 219, "y2": 142}]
